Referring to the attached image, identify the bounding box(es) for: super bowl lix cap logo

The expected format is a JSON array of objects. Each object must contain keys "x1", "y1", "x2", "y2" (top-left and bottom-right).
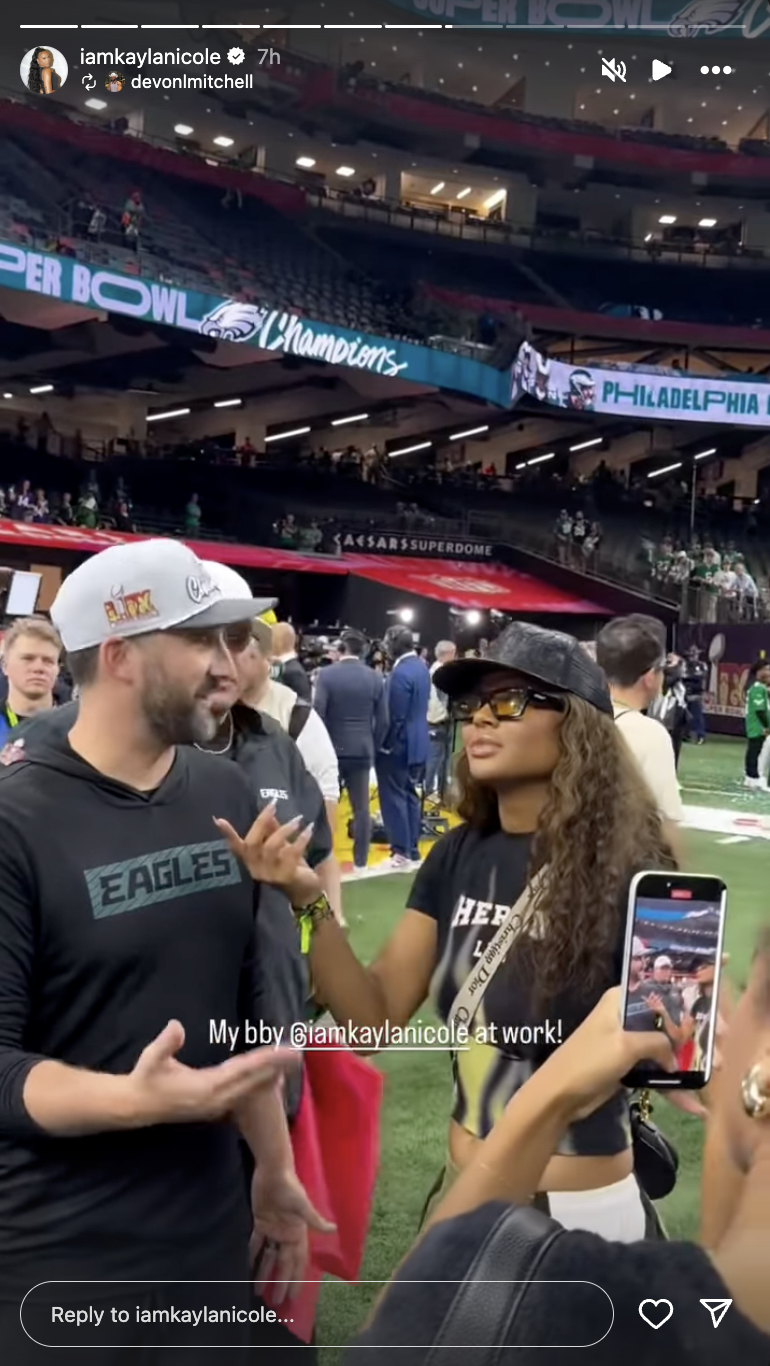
[{"x1": 104, "y1": 587, "x2": 159, "y2": 627}]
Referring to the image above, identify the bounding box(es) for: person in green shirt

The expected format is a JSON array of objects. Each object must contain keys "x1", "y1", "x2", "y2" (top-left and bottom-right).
[
  {"x1": 184, "y1": 492, "x2": 202, "y2": 537},
  {"x1": 692, "y1": 550, "x2": 720, "y2": 622},
  {"x1": 744, "y1": 660, "x2": 770, "y2": 789}
]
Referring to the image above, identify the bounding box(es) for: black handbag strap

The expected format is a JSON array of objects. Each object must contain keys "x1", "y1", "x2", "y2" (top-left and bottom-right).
[{"x1": 424, "y1": 1204, "x2": 565, "y2": 1366}]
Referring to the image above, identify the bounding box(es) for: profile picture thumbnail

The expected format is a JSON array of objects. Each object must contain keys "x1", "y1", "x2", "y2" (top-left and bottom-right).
[
  {"x1": 21, "y1": 46, "x2": 68, "y2": 97},
  {"x1": 106, "y1": 71, "x2": 125, "y2": 93}
]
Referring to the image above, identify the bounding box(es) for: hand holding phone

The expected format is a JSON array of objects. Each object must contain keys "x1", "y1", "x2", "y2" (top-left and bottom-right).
[{"x1": 620, "y1": 872, "x2": 727, "y2": 1090}]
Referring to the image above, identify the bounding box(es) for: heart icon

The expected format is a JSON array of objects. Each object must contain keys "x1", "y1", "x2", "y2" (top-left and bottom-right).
[{"x1": 639, "y1": 1299, "x2": 674, "y2": 1330}]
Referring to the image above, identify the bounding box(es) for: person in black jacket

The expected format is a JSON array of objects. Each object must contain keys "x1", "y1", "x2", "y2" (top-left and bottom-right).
[{"x1": 272, "y1": 622, "x2": 312, "y2": 702}]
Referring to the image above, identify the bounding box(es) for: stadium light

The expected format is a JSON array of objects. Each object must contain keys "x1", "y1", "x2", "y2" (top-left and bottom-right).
[
  {"x1": 296, "y1": 156, "x2": 316, "y2": 169},
  {"x1": 698, "y1": 218, "x2": 717, "y2": 228},
  {"x1": 569, "y1": 436, "x2": 603, "y2": 452},
  {"x1": 3, "y1": 393, "x2": 12, "y2": 400},
  {"x1": 527, "y1": 452, "x2": 555, "y2": 466},
  {"x1": 29, "y1": 384, "x2": 53, "y2": 395},
  {"x1": 658, "y1": 215, "x2": 677, "y2": 225},
  {"x1": 336, "y1": 166, "x2": 356, "y2": 177},
  {"x1": 484, "y1": 189, "x2": 506, "y2": 210},
  {"x1": 265, "y1": 426, "x2": 311, "y2": 443},
  {"x1": 331, "y1": 413, "x2": 369, "y2": 426},
  {"x1": 647, "y1": 462, "x2": 682, "y2": 478},
  {"x1": 465, "y1": 610, "x2": 482, "y2": 626},
  {"x1": 389, "y1": 441, "x2": 432, "y2": 457},
  {"x1": 214, "y1": 136, "x2": 234, "y2": 148},
  {"x1": 213, "y1": 398, "x2": 242, "y2": 408},
  {"x1": 694, "y1": 447, "x2": 717, "y2": 461},
  {"x1": 515, "y1": 461, "x2": 526, "y2": 470},
  {"x1": 146, "y1": 407, "x2": 191, "y2": 423},
  {"x1": 430, "y1": 182, "x2": 445, "y2": 195},
  {"x1": 398, "y1": 608, "x2": 414, "y2": 623},
  {"x1": 174, "y1": 124, "x2": 193, "y2": 135},
  {"x1": 448, "y1": 425, "x2": 489, "y2": 440},
  {"x1": 85, "y1": 98, "x2": 107, "y2": 111},
  {"x1": 456, "y1": 187, "x2": 472, "y2": 200}
]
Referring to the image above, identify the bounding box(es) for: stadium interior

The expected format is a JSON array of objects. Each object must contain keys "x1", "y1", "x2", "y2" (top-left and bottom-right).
[{"x1": 2, "y1": 1, "x2": 770, "y2": 1358}]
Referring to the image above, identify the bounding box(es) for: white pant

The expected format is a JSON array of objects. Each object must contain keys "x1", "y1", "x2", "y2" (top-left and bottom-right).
[
  {"x1": 758, "y1": 736, "x2": 770, "y2": 782},
  {"x1": 547, "y1": 1172, "x2": 646, "y2": 1243}
]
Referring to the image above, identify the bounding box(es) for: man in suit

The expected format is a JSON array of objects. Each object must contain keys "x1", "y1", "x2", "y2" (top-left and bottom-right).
[
  {"x1": 376, "y1": 626, "x2": 430, "y2": 872},
  {"x1": 314, "y1": 629, "x2": 388, "y2": 875}
]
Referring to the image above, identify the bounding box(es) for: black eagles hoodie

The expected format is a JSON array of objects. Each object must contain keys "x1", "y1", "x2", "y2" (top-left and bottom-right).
[{"x1": 0, "y1": 727, "x2": 264, "y2": 1298}]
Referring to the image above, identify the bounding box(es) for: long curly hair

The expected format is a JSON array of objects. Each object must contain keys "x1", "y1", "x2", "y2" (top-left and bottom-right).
[
  {"x1": 27, "y1": 49, "x2": 57, "y2": 95},
  {"x1": 454, "y1": 694, "x2": 677, "y2": 1009}
]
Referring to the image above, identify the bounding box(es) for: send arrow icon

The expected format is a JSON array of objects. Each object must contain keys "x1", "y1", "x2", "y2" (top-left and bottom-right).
[{"x1": 700, "y1": 1299, "x2": 732, "y2": 1328}]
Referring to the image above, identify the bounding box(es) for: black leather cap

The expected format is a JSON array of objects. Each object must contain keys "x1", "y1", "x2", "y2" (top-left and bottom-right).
[{"x1": 434, "y1": 621, "x2": 612, "y2": 716}]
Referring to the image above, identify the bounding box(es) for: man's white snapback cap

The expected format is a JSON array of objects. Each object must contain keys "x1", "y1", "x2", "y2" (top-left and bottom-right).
[
  {"x1": 204, "y1": 561, "x2": 276, "y2": 652},
  {"x1": 204, "y1": 560, "x2": 256, "y2": 601},
  {"x1": 51, "y1": 539, "x2": 274, "y2": 652}
]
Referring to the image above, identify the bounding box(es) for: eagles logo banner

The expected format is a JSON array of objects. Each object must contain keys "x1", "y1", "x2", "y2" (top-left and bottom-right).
[
  {"x1": 383, "y1": 0, "x2": 769, "y2": 37},
  {"x1": 510, "y1": 342, "x2": 770, "y2": 426}
]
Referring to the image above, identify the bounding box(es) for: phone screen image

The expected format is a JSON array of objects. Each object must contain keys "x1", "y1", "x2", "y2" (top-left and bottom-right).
[{"x1": 622, "y1": 874, "x2": 726, "y2": 1089}]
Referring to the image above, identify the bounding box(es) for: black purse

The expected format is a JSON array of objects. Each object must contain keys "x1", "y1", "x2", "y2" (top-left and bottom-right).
[{"x1": 630, "y1": 1089, "x2": 679, "y2": 1200}]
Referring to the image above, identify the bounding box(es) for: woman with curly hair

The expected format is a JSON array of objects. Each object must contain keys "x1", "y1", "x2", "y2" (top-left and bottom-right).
[
  {"x1": 27, "y1": 48, "x2": 61, "y2": 95},
  {"x1": 296, "y1": 621, "x2": 676, "y2": 1242}
]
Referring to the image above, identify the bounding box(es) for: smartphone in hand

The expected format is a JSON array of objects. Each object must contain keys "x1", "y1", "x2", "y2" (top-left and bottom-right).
[{"x1": 620, "y1": 871, "x2": 727, "y2": 1090}]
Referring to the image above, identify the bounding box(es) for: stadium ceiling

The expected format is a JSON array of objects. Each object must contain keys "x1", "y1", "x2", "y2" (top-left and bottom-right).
[{"x1": 1, "y1": 292, "x2": 766, "y2": 465}]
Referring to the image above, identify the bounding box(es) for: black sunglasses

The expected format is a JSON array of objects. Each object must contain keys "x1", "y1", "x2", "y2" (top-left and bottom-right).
[
  {"x1": 450, "y1": 687, "x2": 567, "y2": 723},
  {"x1": 223, "y1": 622, "x2": 254, "y2": 653}
]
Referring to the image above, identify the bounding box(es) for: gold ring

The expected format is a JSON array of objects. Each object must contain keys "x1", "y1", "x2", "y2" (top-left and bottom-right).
[{"x1": 741, "y1": 1064, "x2": 769, "y2": 1119}]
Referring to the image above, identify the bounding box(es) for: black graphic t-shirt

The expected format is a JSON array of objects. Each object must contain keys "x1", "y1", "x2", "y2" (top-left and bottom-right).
[{"x1": 409, "y1": 824, "x2": 630, "y2": 1155}]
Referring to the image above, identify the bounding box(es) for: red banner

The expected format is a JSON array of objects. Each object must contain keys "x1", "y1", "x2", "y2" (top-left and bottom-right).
[
  {"x1": 0, "y1": 522, "x2": 602, "y2": 612},
  {"x1": 343, "y1": 554, "x2": 605, "y2": 614},
  {"x1": 0, "y1": 519, "x2": 347, "y2": 575}
]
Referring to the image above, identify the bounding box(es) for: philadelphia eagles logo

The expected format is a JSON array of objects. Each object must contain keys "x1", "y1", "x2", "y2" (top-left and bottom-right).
[
  {"x1": 668, "y1": 0, "x2": 751, "y2": 36},
  {"x1": 200, "y1": 300, "x2": 270, "y2": 342}
]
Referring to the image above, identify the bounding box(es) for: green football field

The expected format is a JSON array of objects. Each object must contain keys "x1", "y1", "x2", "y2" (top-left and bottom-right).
[{"x1": 315, "y1": 737, "x2": 767, "y2": 1356}]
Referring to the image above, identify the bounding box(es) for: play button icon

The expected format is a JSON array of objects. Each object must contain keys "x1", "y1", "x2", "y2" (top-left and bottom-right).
[{"x1": 652, "y1": 59, "x2": 672, "y2": 80}]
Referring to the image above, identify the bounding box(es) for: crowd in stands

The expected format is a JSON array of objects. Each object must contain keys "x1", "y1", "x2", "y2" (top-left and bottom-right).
[
  {"x1": 644, "y1": 537, "x2": 763, "y2": 622},
  {"x1": 6, "y1": 413, "x2": 770, "y2": 623},
  {"x1": 0, "y1": 467, "x2": 137, "y2": 535}
]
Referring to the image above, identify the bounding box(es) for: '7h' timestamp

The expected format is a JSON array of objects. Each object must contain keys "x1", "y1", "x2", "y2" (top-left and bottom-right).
[{"x1": 257, "y1": 49, "x2": 281, "y2": 65}]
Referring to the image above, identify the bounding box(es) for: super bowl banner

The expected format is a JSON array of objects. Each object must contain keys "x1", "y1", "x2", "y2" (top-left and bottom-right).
[
  {"x1": 677, "y1": 625, "x2": 770, "y2": 736},
  {"x1": 385, "y1": 0, "x2": 770, "y2": 36},
  {"x1": 0, "y1": 241, "x2": 507, "y2": 408},
  {"x1": 511, "y1": 342, "x2": 770, "y2": 427}
]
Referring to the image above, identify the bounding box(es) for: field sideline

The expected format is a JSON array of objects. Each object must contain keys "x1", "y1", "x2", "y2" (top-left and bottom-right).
[{"x1": 316, "y1": 736, "x2": 765, "y2": 1356}]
